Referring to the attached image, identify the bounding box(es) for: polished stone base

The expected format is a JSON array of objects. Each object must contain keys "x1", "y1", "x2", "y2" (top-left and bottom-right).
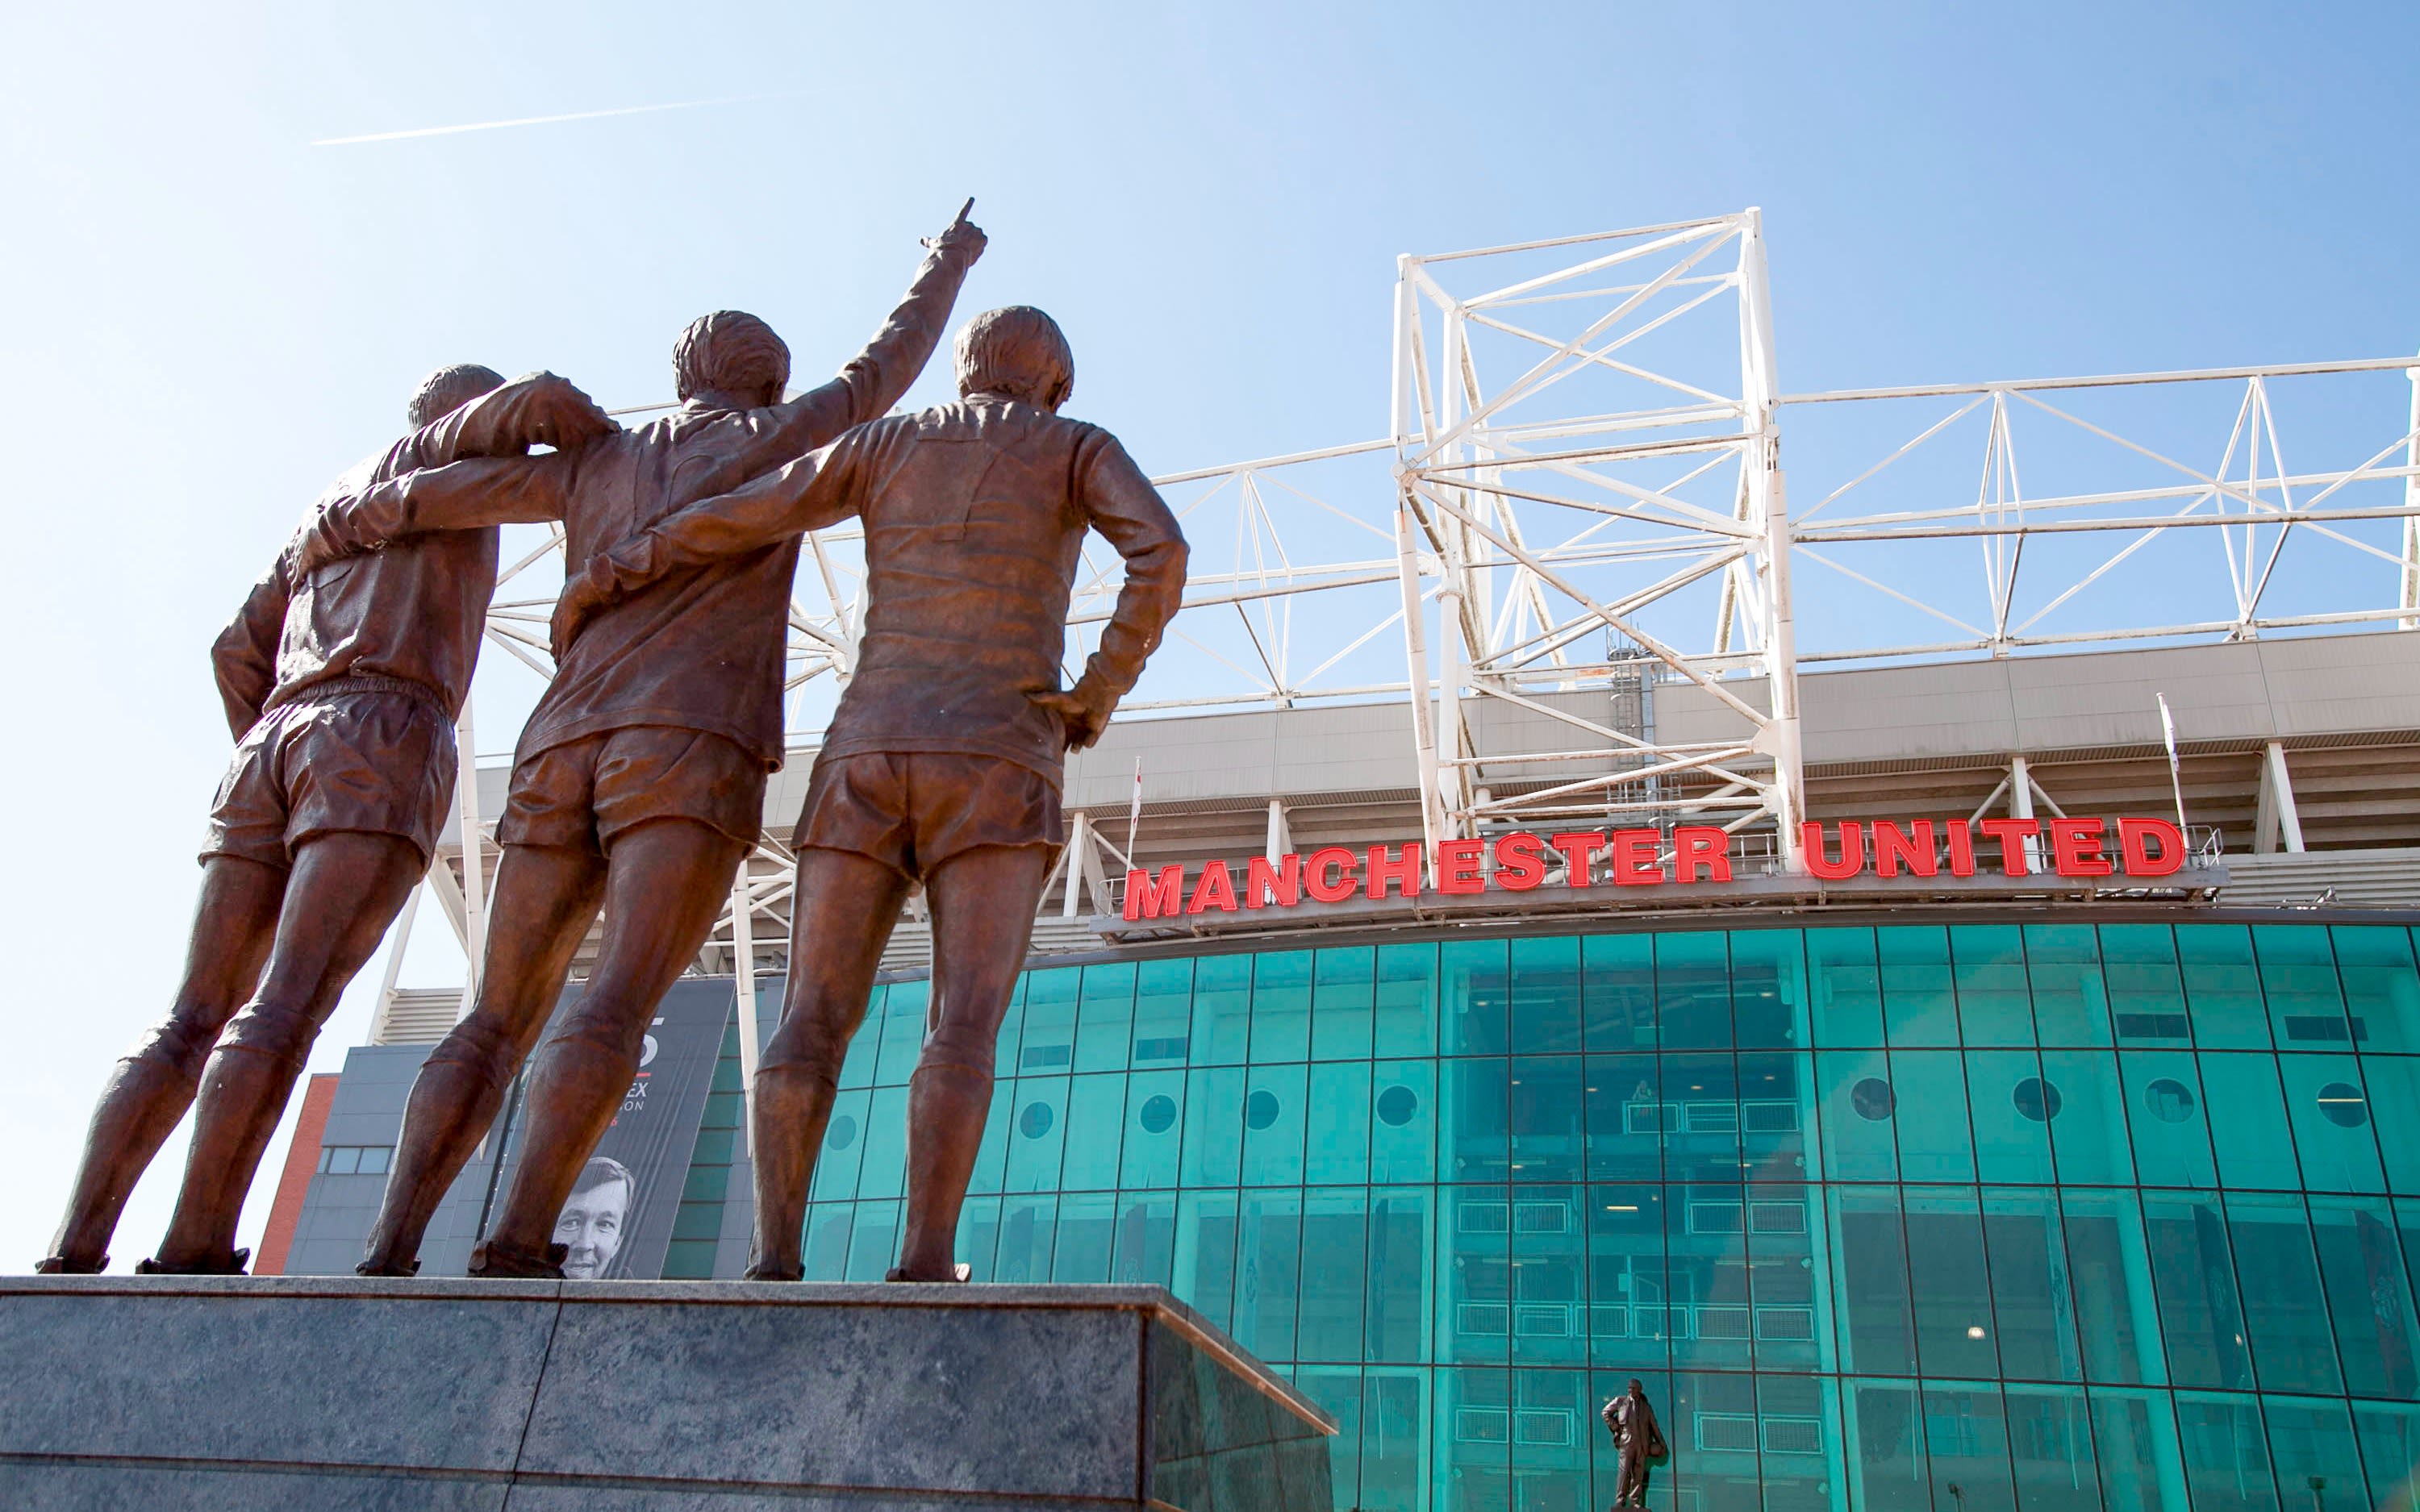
[{"x1": 0, "y1": 1276, "x2": 1334, "y2": 1510}]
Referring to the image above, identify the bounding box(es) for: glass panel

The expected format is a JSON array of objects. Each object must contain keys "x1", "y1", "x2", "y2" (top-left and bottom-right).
[
  {"x1": 1971, "y1": 1049, "x2": 2057, "y2": 1185},
  {"x1": 1364, "y1": 1187, "x2": 1431, "y2": 1364},
  {"x1": 1808, "y1": 927, "x2": 1884, "y2": 1048},
  {"x1": 2335, "y1": 926, "x2": 2420, "y2": 1052},
  {"x1": 2363, "y1": 1055, "x2": 2420, "y2": 1195},
  {"x1": 2059, "y1": 1189, "x2": 2163, "y2": 1386},
  {"x1": 1001, "y1": 1075, "x2": 1069, "y2": 1193},
  {"x1": 1072, "y1": 961, "x2": 1137, "y2": 1074},
  {"x1": 1759, "y1": 1372, "x2": 1846, "y2": 1512},
  {"x1": 2117, "y1": 1050, "x2": 2216, "y2": 1188},
  {"x1": 2177, "y1": 924, "x2": 2275, "y2": 1049},
  {"x1": 966, "y1": 1079, "x2": 1014, "y2": 1196},
  {"x1": 1305, "y1": 1060, "x2": 1373, "y2": 1185},
  {"x1": 1248, "y1": 949, "x2": 1312, "y2": 1064},
  {"x1": 1509, "y1": 1056, "x2": 1583, "y2": 1185},
  {"x1": 1296, "y1": 1187, "x2": 1368, "y2": 1364},
  {"x1": 1817, "y1": 1048, "x2": 1898, "y2": 1182},
  {"x1": 1587, "y1": 1184, "x2": 1670, "y2": 1376},
  {"x1": 1581, "y1": 932, "x2": 1656, "y2": 1052},
  {"x1": 1050, "y1": 1191, "x2": 1114, "y2": 1282},
  {"x1": 2027, "y1": 924, "x2": 2113, "y2": 1048},
  {"x1": 1441, "y1": 1366, "x2": 1512, "y2": 1509},
  {"x1": 1956, "y1": 924, "x2": 2038, "y2": 1046},
  {"x1": 2042, "y1": 1049, "x2": 2134, "y2": 1186},
  {"x1": 1360, "y1": 1368, "x2": 1426, "y2": 1512},
  {"x1": 1985, "y1": 1187, "x2": 2084, "y2": 1383},
  {"x1": 2354, "y1": 1404, "x2": 2420, "y2": 1512},
  {"x1": 1923, "y1": 1384, "x2": 2017, "y2": 1512},
  {"x1": 812, "y1": 1087, "x2": 871, "y2": 1201},
  {"x1": 1239, "y1": 1061, "x2": 1308, "y2": 1186},
  {"x1": 1016, "y1": 968, "x2": 1079, "y2": 1075},
  {"x1": 1446, "y1": 1058, "x2": 1510, "y2": 1185},
  {"x1": 1905, "y1": 1189, "x2": 2001, "y2": 1377},
  {"x1": 1730, "y1": 927, "x2": 1809, "y2": 1050},
  {"x1": 989, "y1": 1195, "x2": 1055, "y2": 1283},
  {"x1": 802, "y1": 1202, "x2": 853, "y2": 1281},
  {"x1": 1584, "y1": 1053, "x2": 1663, "y2": 1183},
  {"x1": 836, "y1": 982, "x2": 882, "y2": 1089},
  {"x1": 1117, "y1": 1068, "x2": 1186, "y2": 1189},
  {"x1": 845, "y1": 1199, "x2": 901, "y2": 1281},
  {"x1": 870, "y1": 979, "x2": 925, "y2": 1085},
  {"x1": 1672, "y1": 1369, "x2": 1763, "y2": 1511},
  {"x1": 1846, "y1": 1381, "x2": 1931, "y2": 1512},
  {"x1": 2225, "y1": 1191, "x2": 2343, "y2": 1394},
  {"x1": 1656, "y1": 931, "x2": 1734, "y2": 1050},
  {"x1": 1670, "y1": 1182, "x2": 1752, "y2": 1373},
  {"x1": 1663, "y1": 1052, "x2": 1741, "y2": 1184},
  {"x1": 1231, "y1": 1188, "x2": 1303, "y2": 1364},
  {"x1": 2254, "y1": 924, "x2": 2351, "y2": 1048},
  {"x1": 1833, "y1": 1186, "x2": 1917, "y2": 1375},
  {"x1": 2306, "y1": 1195, "x2": 2420, "y2": 1401},
  {"x1": 1738, "y1": 1050, "x2": 1809, "y2": 1182},
  {"x1": 1508, "y1": 1184, "x2": 1587, "y2": 1369},
  {"x1": 2197, "y1": 1053, "x2": 2303, "y2": 1191},
  {"x1": 1172, "y1": 1189, "x2": 1239, "y2": 1331},
  {"x1": 1311, "y1": 945, "x2": 1375, "y2": 1061},
  {"x1": 2173, "y1": 1393, "x2": 2278, "y2": 1512},
  {"x1": 1187, "y1": 953, "x2": 1253, "y2": 1066},
  {"x1": 853, "y1": 1085, "x2": 908, "y2": 1198},
  {"x1": 2264, "y1": 1399, "x2": 2368, "y2": 1512},
  {"x1": 1442, "y1": 1187, "x2": 1512, "y2": 1367},
  {"x1": 1131, "y1": 956, "x2": 1194, "y2": 1066},
  {"x1": 1892, "y1": 1048, "x2": 1977, "y2": 1183},
  {"x1": 1110, "y1": 1191, "x2": 1175, "y2": 1287},
  {"x1": 1878, "y1": 925, "x2": 1958, "y2": 1046},
  {"x1": 1058, "y1": 1073, "x2": 1126, "y2": 1192},
  {"x1": 2144, "y1": 1193, "x2": 2254, "y2": 1389},
  {"x1": 2277, "y1": 1053, "x2": 2386, "y2": 1194},
  {"x1": 1179, "y1": 1066, "x2": 1244, "y2": 1186},
  {"x1": 1510, "y1": 936, "x2": 1583, "y2": 1053},
  {"x1": 1372, "y1": 942, "x2": 1439, "y2": 1059},
  {"x1": 2102, "y1": 924, "x2": 2188, "y2": 1042},
  {"x1": 1746, "y1": 1180, "x2": 1818, "y2": 1372},
  {"x1": 1443, "y1": 939, "x2": 1510, "y2": 1056},
  {"x1": 1369, "y1": 1060, "x2": 1436, "y2": 1185},
  {"x1": 2087, "y1": 1388, "x2": 2187, "y2": 1512},
  {"x1": 1508, "y1": 1366, "x2": 1590, "y2": 1512}
]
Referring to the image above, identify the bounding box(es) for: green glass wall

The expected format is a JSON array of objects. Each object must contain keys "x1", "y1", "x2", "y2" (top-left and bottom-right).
[{"x1": 693, "y1": 920, "x2": 2420, "y2": 1512}]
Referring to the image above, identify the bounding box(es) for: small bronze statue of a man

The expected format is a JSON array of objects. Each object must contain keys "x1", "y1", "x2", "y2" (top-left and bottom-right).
[
  {"x1": 1602, "y1": 1378, "x2": 1666, "y2": 1510},
  {"x1": 293, "y1": 204, "x2": 986, "y2": 1278},
  {"x1": 549, "y1": 304, "x2": 1187, "y2": 1281},
  {"x1": 37, "y1": 367, "x2": 613, "y2": 1275}
]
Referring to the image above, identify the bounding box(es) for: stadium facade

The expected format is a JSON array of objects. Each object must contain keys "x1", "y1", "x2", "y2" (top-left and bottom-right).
[{"x1": 262, "y1": 216, "x2": 2420, "y2": 1510}]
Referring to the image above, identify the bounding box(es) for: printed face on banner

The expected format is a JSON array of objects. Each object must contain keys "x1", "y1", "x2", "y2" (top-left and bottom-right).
[{"x1": 556, "y1": 1156, "x2": 634, "y2": 1279}]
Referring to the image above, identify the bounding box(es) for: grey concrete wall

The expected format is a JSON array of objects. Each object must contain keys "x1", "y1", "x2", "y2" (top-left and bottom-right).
[{"x1": 1, "y1": 1277, "x2": 1332, "y2": 1511}]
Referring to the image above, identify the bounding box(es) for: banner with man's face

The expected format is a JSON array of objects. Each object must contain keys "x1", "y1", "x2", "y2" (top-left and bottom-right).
[{"x1": 486, "y1": 978, "x2": 732, "y2": 1279}]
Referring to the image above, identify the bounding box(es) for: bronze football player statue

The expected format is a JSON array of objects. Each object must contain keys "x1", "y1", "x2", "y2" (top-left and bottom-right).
[
  {"x1": 1602, "y1": 1378, "x2": 1667, "y2": 1509},
  {"x1": 293, "y1": 205, "x2": 986, "y2": 1277},
  {"x1": 37, "y1": 368, "x2": 614, "y2": 1275},
  {"x1": 549, "y1": 304, "x2": 1187, "y2": 1281}
]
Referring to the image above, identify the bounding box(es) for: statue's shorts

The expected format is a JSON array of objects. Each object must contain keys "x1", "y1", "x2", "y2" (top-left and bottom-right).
[
  {"x1": 498, "y1": 725, "x2": 766, "y2": 856},
  {"x1": 792, "y1": 751, "x2": 1062, "y2": 883},
  {"x1": 201, "y1": 681, "x2": 454, "y2": 868}
]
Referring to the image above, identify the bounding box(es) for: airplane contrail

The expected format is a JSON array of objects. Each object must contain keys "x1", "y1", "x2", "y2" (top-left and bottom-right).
[{"x1": 311, "y1": 94, "x2": 786, "y2": 147}]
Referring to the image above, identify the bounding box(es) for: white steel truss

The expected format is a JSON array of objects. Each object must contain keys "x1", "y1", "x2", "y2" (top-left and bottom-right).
[{"x1": 385, "y1": 210, "x2": 2420, "y2": 1014}]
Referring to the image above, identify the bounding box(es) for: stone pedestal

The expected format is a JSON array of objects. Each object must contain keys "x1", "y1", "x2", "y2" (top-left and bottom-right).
[{"x1": 0, "y1": 1276, "x2": 1333, "y2": 1510}]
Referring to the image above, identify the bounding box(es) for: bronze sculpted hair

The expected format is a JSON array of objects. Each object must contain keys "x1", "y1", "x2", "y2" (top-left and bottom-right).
[
  {"x1": 407, "y1": 364, "x2": 506, "y2": 428},
  {"x1": 954, "y1": 306, "x2": 1074, "y2": 407},
  {"x1": 674, "y1": 310, "x2": 791, "y2": 404}
]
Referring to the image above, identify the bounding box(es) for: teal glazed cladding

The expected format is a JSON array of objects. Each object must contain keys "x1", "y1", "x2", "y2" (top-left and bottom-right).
[{"x1": 695, "y1": 922, "x2": 2420, "y2": 1512}]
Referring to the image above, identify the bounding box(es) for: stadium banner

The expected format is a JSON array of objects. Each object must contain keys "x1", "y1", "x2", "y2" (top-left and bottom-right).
[{"x1": 1124, "y1": 815, "x2": 2188, "y2": 921}]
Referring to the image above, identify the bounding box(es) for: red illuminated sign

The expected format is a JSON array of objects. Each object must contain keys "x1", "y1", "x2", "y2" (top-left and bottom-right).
[{"x1": 1123, "y1": 816, "x2": 2188, "y2": 921}]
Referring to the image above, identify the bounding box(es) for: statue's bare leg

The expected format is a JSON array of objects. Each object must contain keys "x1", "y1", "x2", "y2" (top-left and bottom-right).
[
  {"x1": 478, "y1": 818, "x2": 748, "y2": 1265},
  {"x1": 42, "y1": 857, "x2": 284, "y2": 1272},
  {"x1": 148, "y1": 831, "x2": 424, "y2": 1270},
  {"x1": 894, "y1": 843, "x2": 1051, "y2": 1282},
  {"x1": 358, "y1": 841, "x2": 606, "y2": 1275},
  {"x1": 745, "y1": 848, "x2": 911, "y2": 1280}
]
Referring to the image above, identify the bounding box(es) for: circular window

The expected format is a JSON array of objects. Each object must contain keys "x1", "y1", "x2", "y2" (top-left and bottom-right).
[
  {"x1": 2013, "y1": 1077, "x2": 2063, "y2": 1123},
  {"x1": 2317, "y1": 1082, "x2": 2370, "y2": 1128},
  {"x1": 1245, "y1": 1089, "x2": 1282, "y2": 1130},
  {"x1": 1850, "y1": 1077, "x2": 1895, "y2": 1122},
  {"x1": 1138, "y1": 1093, "x2": 1178, "y2": 1134},
  {"x1": 1019, "y1": 1102, "x2": 1055, "y2": 1139},
  {"x1": 1376, "y1": 1085, "x2": 1421, "y2": 1127},
  {"x1": 2143, "y1": 1078, "x2": 2195, "y2": 1124},
  {"x1": 825, "y1": 1114, "x2": 857, "y2": 1151}
]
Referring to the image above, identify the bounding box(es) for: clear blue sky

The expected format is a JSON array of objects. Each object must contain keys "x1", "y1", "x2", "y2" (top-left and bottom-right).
[{"x1": 2, "y1": 2, "x2": 2412, "y2": 1269}]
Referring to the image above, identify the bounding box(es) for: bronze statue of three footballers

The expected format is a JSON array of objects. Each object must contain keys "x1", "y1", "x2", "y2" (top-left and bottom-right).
[{"x1": 44, "y1": 201, "x2": 1191, "y2": 1284}]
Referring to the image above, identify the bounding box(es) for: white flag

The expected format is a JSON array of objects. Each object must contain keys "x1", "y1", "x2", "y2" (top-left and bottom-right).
[
  {"x1": 2156, "y1": 694, "x2": 2187, "y2": 831},
  {"x1": 1128, "y1": 756, "x2": 1144, "y2": 860}
]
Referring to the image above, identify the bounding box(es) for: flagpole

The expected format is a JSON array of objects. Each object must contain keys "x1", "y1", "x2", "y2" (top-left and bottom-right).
[
  {"x1": 2157, "y1": 694, "x2": 2188, "y2": 836},
  {"x1": 1127, "y1": 756, "x2": 1143, "y2": 861}
]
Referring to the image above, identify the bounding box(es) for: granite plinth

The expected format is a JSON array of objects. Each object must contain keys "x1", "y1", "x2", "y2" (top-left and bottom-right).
[{"x1": 0, "y1": 1277, "x2": 1333, "y2": 1510}]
